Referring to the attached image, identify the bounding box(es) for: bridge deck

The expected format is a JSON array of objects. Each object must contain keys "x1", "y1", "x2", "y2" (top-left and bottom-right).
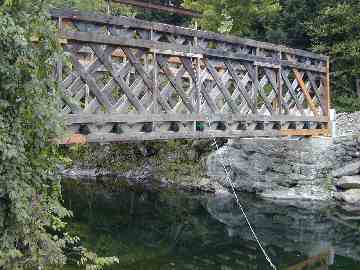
[{"x1": 51, "y1": 9, "x2": 331, "y2": 143}]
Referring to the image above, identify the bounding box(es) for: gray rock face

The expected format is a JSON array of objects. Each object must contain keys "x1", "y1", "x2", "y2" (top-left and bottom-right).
[
  {"x1": 334, "y1": 189, "x2": 360, "y2": 205},
  {"x1": 337, "y1": 112, "x2": 360, "y2": 136},
  {"x1": 335, "y1": 175, "x2": 360, "y2": 190},
  {"x1": 332, "y1": 161, "x2": 360, "y2": 177},
  {"x1": 207, "y1": 137, "x2": 334, "y2": 200},
  {"x1": 207, "y1": 135, "x2": 360, "y2": 205}
]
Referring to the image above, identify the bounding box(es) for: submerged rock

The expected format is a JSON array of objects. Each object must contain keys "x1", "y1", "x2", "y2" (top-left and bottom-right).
[{"x1": 206, "y1": 192, "x2": 360, "y2": 262}]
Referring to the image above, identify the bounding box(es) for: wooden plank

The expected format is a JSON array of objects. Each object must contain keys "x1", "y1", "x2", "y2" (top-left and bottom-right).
[
  {"x1": 50, "y1": 9, "x2": 328, "y2": 61},
  {"x1": 62, "y1": 127, "x2": 328, "y2": 143},
  {"x1": 280, "y1": 128, "x2": 328, "y2": 137},
  {"x1": 82, "y1": 130, "x2": 284, "y2": 143},
  {"x1": 325, "y1": 58, "x2": 331, "y2": 117},
  {"x1": 200, "y1": 81, "x2": 218, "y2": 113},
  {"x1": 59, "y1": 133, "x2": 87, "y2": 144},
  {"x1": 64, "y1": 113, "x2": 328, "y2": 125},
  {"x1": 60, "y1": 32, "x2": 326, "y2": 73},
  {"x1": 111, "y1": 0, "x2": 201, "y2": 17},
  {"x1": 293, "y1": 69, "x2": 319, "y2": 117}
]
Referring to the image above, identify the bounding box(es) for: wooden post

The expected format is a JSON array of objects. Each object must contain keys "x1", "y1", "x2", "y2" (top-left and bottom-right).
[
  {"x1": 356, "y1": 78, "x2": 360, "y2": 98},
  {"x1": 151, "y1": 28, "x2": 159, "y2": 132},
  {"x1": 278, "y1": 51, "x2": 282, "y2": 115},
  {"x1": 57, "y1": 17, "x2": 63, "y2": 84}
]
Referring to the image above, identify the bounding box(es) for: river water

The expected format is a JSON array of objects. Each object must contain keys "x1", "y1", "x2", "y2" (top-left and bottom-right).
[{"x1": 62, "y1": 178, "x2": 360, "y2": 270}]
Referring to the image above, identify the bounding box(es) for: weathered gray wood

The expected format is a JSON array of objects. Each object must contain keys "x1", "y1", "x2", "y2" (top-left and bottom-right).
[
  {"x1": 53, "y1": 8, "x2": 331, "y2": 142},
  {"x1": 68, "y1": 55, "x2": 113, "y2": 111},
  {"x1": 121, "y1": 47, "x2": 172, "y2": 112},
  {"x1": 60, "y1": 31, "x2": 326, "y2": 73},
  {"x1": 306, "y1": 71, "x2": 326, "y2": 113},
  {"x1": 225, "y1": 61, "x2": 257, "y2": 113},
  {"x1": 90, "y1": 44, "x2": 146, "y2": 113},
  {"x1": 85, "y1": 130, "x2": 281, "y2": 142},
  {"x1": 281, "y1": 70, "x2": 305, "y2": 115},
  {"x1": 264, "y1": 68, "x2": 290, "y2": 114},
  {"x1": 201, "y1": 81, "x2": 218, "y2": 113},
  {"x1": 111, "y1": 0, "x2": 201, "y2": 17},
  {"x1": 64, "y1": 113, "x2": 328, "y2": 125},
  {"x1": 244, "y1": 63, "x2": 273, "y2": 114},
  {"x1": 206, "y1": 60, "x2": 238, "y2": 113},
  {"x1": 50, "y1": 9, "x2": 328, "y2": 61},
  {"x1": 156, "y1": 55, "x2": 194, "y2": 113}
]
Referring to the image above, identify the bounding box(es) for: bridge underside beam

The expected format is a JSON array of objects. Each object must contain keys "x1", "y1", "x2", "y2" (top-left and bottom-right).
[{"x1": 61, "y1": 129, "x2": 329, "y2": 144}]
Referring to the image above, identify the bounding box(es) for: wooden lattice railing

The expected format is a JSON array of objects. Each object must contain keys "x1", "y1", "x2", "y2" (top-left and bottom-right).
[{"x1": 51, "y1": 9, "x2": 331, "y2": 143}]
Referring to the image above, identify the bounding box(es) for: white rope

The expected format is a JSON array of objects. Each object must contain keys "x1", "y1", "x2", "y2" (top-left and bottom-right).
[{"x1": 204, "y1": 114, "x2": 277, "y2": 270}]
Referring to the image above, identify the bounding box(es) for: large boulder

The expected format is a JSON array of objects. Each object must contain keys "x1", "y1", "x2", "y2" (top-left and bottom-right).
[
  {"x1": 331, "y1": 161, "x2": 360, "y2": 178},
  {"x1": 334, "y1": 189, "x2": 360, "y2": 205},
  {"x1": 207, "y1": 137, "x2": 334, "y2": 200},
  {"x1": 335, "y1": 175, "x2": 360, "y2": 190}
]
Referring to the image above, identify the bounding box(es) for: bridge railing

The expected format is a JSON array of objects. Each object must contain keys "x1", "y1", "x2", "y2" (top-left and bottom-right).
[{"x1": 51, "y1": 8, "x2": 330, "y2": 143}]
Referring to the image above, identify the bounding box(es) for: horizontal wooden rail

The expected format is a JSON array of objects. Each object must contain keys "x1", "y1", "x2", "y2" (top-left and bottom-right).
[
  {"x1": 50, "y1": 9, "x2": 328, "y2": 62},
  {"x1": 60, "y1": 31, "x2": 326, "y2": 73},
  {"x1": 111, "y1": 0, "x2": 201, "y2": 17},
  {"x1": 64, "y1": 113, "x2": 329, "y2": 125}
]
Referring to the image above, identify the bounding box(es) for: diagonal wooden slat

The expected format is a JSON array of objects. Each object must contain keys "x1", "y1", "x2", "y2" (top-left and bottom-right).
[
  {"x1": 244, "y1": 63, "x2": 273, "y2": 114},
  {"x1": 156, "y1": 55, "x2": 195, "y2": 113},
  {"x1": 225, "y1": 61, "x2": 257, "y2": 114},
  {"x1": 65, "y1": 45, "x2": 113, "y2": 112},
  {"x1": 306, "y1": 71, "x2": 326, "y2": 113},
  {"x1": 85, "y1": 50, "x2": 146, "y2": 113},
  {"x1": 201, "y1": 80, "x2": 218, "y2": 113},
  {"x1": 121, "y1": 47, "x2": 172, "y2": 112},
  {"x1": 281, "y1": 70, "x2": 305, "y2": 115},
  {"x1": 90, "y1": 44, "x2": 146, "y2": 113},
  {"x1": 181, "y1": 60, "x2": 218, "y2": 113},
  {"x1": 205, "y1": 59, "x2": 238, "y2": 113},
  {"x1": 264, "y1": 68, "x2": 290, "y2": 114},
  {"x1": 293, "y1": 69, "x2": 319, "y2": 116}
]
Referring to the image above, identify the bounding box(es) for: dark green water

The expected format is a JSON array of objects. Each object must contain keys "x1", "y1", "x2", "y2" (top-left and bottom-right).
[{"x1": 62, "y1": 179, "x2": 360, "y2": 270}]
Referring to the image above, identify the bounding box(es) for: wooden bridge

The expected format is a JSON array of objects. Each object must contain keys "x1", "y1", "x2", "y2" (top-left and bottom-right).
[{"x1": 51, "y1": 8, "x2": 331, "y2": 143}]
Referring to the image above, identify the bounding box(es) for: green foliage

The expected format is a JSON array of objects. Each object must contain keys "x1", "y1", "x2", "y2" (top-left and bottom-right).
[
  {"x1": 0, "y1": 1, "x2": 71, "y2": 269},
  {"x1": 184, "y1": 0, "x2": 281, "y2": 36},
  {"x1": 78, "y1": 249, "x2": 119, "y2": 270},
  {"x1": 308, "y1": 1, "x2": 360, "y2": 112},
  {"x1": 0, "y1": 1, "x2": 118, "y2": 269}
]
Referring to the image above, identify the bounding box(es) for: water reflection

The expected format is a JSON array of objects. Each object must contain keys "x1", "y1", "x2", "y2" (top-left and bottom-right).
[{"x1": 62, "y1": 179, "x2": 360, "y2": 269}]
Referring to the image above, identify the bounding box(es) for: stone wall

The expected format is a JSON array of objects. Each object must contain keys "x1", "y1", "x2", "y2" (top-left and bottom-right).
[
  {"x1": 330, "y1": 135, "x2": 360, "y2": 210},
  {"x1": 206, "y1": 135, "x2": 360, "y2": 208}
]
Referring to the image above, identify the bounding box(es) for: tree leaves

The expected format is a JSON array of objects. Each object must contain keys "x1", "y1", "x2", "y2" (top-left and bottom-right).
[{"x1": 0, "y1": 2, "x2": 70, "y2": 269}]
